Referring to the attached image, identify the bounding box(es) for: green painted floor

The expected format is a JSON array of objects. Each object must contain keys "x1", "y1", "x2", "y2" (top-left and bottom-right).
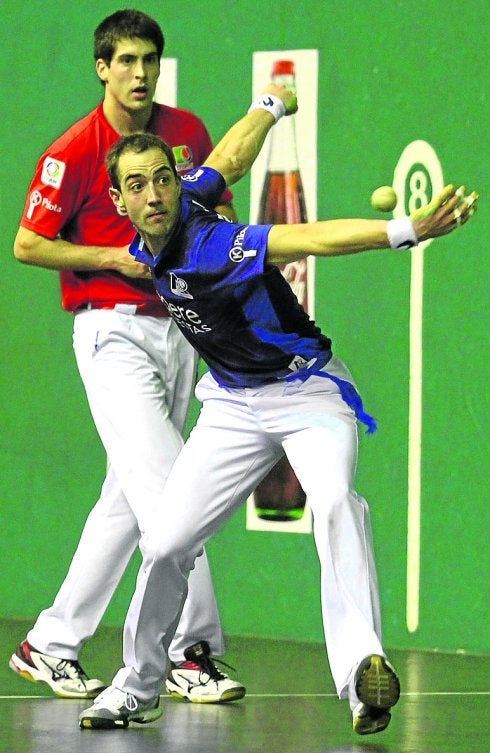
[{"x1": 1, "y1": 618, "x2": 488, "y2": 753}]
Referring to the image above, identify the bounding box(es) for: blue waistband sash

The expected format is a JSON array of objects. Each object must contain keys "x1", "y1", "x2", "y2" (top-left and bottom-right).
[{"x1": 285, "y1": 362, "x2": 377, "y2": 434}]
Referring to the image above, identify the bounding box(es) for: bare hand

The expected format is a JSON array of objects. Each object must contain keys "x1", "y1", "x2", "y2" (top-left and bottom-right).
[
  {"x1": 260, "y1": 83, "x2": 298, "y2": 116},
  {"x1": 411, "y1": 185, "x2": 479, "y2": 241},
  {"x1": 109, "y1": 246, "x2": 151, "y2": 279}
]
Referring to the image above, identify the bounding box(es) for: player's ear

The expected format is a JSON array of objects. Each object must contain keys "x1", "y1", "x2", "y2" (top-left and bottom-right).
[
  {"x1": 95, "y1": 58, "x2": 109, "y2": 85},
  {"x1": 109, "y1": 187, "x2": 128, "y2": 216}
]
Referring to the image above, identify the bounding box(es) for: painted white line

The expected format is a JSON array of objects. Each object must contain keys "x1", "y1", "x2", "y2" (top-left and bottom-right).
[
  {"x1": 406, "y1": 244, "x2": 424, "y2": 633},
  {"x1": 2, "y1": 691, "x2": 489, "y2": 700}
]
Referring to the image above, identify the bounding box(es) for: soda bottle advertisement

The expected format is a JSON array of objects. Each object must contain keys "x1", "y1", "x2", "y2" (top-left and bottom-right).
[{"x1": 247, "y1": 50, "x2": 318, "y2": 534}]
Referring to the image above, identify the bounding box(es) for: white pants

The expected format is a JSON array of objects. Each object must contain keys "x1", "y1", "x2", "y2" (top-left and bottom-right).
[
  {"x1": 28, "y1": 309, "x2": 224, "y2": 663},
  {"x1": 112, "y1": 356, "x2": 383, "y2": 700}
]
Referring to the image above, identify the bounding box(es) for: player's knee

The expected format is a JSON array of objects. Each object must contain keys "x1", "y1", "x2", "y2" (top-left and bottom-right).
[
  {"x1": 308, "y1": 481, "x2": 352, "y2": 519},
  {"x1": 144, "y1": 529, "x2": 202, "y2": 571}
]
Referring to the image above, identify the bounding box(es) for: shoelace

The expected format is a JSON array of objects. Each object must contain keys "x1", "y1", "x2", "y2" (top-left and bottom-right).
[
  {"x1": 125, "y1": 693, "x2": 138, "y2": 711},
  {"x1": 41, "y1": 656, "x2": 88, "y2": 685},
  {"x1": 193, "y1": 655, "x2": 237, "y2": 682}
]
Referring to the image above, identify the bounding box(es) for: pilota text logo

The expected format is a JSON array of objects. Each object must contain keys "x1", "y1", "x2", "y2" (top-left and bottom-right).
[
  {"x1": 41, "y1": 157, "x2": 66, "y2": 188},
  {"x1": 27, "y1": 190, "x2": 62, "y2": 220},
  {"x1": 229, "y1": 227, "x2": 258, "y2": 262}
]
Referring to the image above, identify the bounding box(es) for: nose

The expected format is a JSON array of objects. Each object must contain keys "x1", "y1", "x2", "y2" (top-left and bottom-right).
[
  {"x1": 146, "y1": 181, "x2": 159, "y2": 204},
  {"x1": 134, "y1": 58, "x2": 146, "y2": 79}
]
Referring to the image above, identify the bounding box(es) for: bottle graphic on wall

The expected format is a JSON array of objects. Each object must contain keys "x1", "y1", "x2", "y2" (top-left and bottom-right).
[{"x1": 252, "y1": 59, "x2": 309, "y2": 522}]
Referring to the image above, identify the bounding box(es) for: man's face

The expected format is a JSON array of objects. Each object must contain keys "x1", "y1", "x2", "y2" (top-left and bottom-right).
[
  {"x1": 110, "y1": 147, "x2": 181, "y2": 255},
  {"x1": 96, "y1": 37, "x2": 160, "y2": 112}
]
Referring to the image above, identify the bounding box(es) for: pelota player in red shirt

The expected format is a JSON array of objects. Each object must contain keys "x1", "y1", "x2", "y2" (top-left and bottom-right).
[{"x1": 10, "y1": 8, "x2": 245, "y2": 704}]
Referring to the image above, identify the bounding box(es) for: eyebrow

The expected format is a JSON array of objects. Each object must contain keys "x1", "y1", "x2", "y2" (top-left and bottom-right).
[
  {"x1": 123, "y1": 163, "x2": 173, "y2": 185},
  {"x1": 116, "y1": 51, "x2": 158, "y2": 60}
]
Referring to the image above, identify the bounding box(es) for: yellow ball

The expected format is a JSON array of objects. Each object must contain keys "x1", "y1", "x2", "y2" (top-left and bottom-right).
[{"x1": 370, "y1": 186, "x2": 398, "y2": 212}]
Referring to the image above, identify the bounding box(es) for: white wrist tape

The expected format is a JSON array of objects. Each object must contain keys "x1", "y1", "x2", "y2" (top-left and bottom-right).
[
  {"x1": 248, "y1": 94, "x2": 286, "y2": 123},
  {"x1": 387, "y1": 217, "x2": 418, "y2": 250}
]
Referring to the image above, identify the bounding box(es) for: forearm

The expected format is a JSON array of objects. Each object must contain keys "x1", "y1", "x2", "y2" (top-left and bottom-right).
[
  {"x1": 204, "y1": 84, "x2": 297, "y2": 187},
  {"x1": 14, "y1": 228, "x2": 114, "y2": 271},
  {"x1": 13, "y1": 227, "x2": 148, "y2": 278},
  {"x1": 203, "y1": 109, "x2": 276, "y2": 187},
  {"x1": 267, "y1": 220, "x2": 390, "y2": 263}
]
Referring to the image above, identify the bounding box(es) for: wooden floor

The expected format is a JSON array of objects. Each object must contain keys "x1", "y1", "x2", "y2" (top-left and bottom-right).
[{"x1": 1, "y1": 618, "x2": 488, "y2": 753}]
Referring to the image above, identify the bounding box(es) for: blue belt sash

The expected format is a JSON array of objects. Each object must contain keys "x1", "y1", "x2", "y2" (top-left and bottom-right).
[{"x1": 285, "y1": 360, "x2": 377, "y2": 435}]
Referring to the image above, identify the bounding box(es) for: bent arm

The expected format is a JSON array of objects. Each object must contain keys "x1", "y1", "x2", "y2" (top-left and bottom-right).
[
  {"x1": 203, "y1": 84, "x2": 297, "y2": 187},
  {"x1": 13, "y1": 227, "x2": 150, "y2": 278}
]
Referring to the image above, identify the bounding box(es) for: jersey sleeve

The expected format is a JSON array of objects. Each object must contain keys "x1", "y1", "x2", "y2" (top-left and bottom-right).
[
  {"x1": 181, "y1": 166, "x2": 227, "y2": 208},
  {"x1": 198, "y1": 221, "x2": 272, "y2": 284},
  {"x1": 19, "y1": 136, "x2": 93, "y2": 240}
]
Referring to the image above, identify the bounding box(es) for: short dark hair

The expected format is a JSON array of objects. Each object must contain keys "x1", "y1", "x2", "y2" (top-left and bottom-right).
[
  {"x1": 94, "y1": 9, "x2": 165, "y2": 64},
  {"x1": 106, "y1": 133, "x2": 178, "y2": 191}
]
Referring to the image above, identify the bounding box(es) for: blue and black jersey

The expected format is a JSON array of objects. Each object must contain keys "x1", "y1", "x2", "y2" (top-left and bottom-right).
[{"x1": 130, "y1": 166, "x2": 332, "y2": 388}]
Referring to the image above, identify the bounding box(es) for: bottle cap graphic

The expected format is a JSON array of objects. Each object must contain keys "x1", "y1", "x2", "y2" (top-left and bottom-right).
[{"x1": 271, "y1": 60, "x2": 295, "y2": 76}]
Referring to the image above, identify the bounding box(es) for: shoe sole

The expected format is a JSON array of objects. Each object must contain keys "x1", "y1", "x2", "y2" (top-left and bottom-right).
[
  {"x1": 9, "y1": 654, "x2": 104, "y2": 699},
  {"x1": 355, "y1": 655, "x2": 400, "y2": 710},
  {"x1": 80, "y1": 706, "x2": 163, "y2": 730},
  {"x1": 166, "y1": 683, "x2": 246, "y2": 704}
]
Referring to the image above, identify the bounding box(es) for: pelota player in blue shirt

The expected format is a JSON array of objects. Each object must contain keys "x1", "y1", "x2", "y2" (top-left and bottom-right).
[{"x1": 79, "y1": 84, "x2": 478, "y2": 733}]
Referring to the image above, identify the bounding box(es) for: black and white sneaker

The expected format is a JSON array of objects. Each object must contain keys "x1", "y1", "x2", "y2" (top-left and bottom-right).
[
  {"x1": 79, "y1": 685, "x2": 162, "y2": 729},
  {"x1": 9, "y1": 640, "x2": 105, "y2": 699},
  {"x1": 166, "y1": 640, "x2": 246, "y2": 703},
  {"x1": 352, "y1": 654, "x2": 400, "y2": 735}
]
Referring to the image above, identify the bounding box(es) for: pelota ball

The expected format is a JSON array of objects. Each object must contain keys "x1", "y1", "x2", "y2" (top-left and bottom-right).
[{"x1": 370, "y1": 186, "x2": 398, "y2": 212}]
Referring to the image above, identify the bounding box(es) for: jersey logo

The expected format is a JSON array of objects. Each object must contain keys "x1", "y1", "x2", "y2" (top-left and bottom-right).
[
  {"x1": 172, "y1": 145, "x2": 194, "y2": 173},
  {"x1": 182, "y1": 168, "x2": 204, "y2": 183},
  {"x1": 229, "y1": 226, "x2": 257, "y2": 262},
  {"x1": 26, "y1": 190, "x2": 62, "y2": 220},
  {"x1": 288, "y1": 355, "x2": 309, "y2": 372},
  {"x1": 229, "y1": 248, "x2": 257, "y2": 262},
  {"x1": 41, "y1": 157, "x2": 66, "y2": 189},
  {"x1": 26, "y1": 190, "x2": 42, "y2": 219},
  {"x1": 170, "y1": 272, "x2": 193, "y2": 299}
]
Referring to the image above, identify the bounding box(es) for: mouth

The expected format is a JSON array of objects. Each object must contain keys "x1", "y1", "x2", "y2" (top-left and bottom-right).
[
  {"x1": 146, "y1": 210, "x2": 166, "y2": 222},
  {"x1": 131, "y1": 86, "x2": 148, "y2": 100}
]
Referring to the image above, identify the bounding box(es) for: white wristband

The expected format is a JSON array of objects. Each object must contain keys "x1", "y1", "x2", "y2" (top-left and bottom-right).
[
  {"x1": 387, "y1": 217, "x2": 418, "y2": 250},
  {"x1": 248, "y1": 94, "x2": 286, "y2": 123}
]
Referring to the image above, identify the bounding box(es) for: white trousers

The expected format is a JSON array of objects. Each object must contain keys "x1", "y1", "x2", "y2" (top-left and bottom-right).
[
  {"x1": 28, "y1": 309, "x2": 224, "y2": 662},
  {"x1": 112, "y1": 356, "x2": 384, "y2": 700}
]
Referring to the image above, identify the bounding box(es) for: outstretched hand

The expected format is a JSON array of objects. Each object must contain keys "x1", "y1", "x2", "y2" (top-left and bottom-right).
[
  {"x1": 411, "y1": 185, "x2": 478, "y2": 241},
  {"x1": 260, "y1": 83, "x2": 298, "y2": 116}
]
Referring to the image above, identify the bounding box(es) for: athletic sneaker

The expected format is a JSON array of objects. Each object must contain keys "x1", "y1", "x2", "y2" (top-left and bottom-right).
[
  {"x1": 352, "y1": 703, "x2": 392, "y2": 735},
  {"x1": 352, "y1": 654, "x2": 400, "y2": 735},
  {"x1": 165, "y1": 640, "x2": 246, "y2": 703},
  {"x1": 9, "y1": 640, "x2": 106, "y2": 699},
  {"x1": 79, "y1": 685, "x2": 162, "y2": 729}
]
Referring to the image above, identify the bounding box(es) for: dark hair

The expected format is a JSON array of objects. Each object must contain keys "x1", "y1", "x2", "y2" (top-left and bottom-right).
[
  {"x1": 94, "y1": 9, "x2": 165, "y2": 64},
  {"x1": 106, "y1": 133, "x2": 178, "y2": 190}
]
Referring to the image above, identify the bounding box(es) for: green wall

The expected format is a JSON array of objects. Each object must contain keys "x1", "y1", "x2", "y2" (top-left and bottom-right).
[{"x1": 1, "y1": 1, "x2": 488, "y2": 655}]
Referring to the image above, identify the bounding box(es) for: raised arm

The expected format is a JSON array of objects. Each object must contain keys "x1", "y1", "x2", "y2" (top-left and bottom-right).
[
  {"x1": 203, "y1": 84, "x2": 297, "y2": 187},
  {"x1": 266, "y1": 185, "x2": 479, "y2": 263}
]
